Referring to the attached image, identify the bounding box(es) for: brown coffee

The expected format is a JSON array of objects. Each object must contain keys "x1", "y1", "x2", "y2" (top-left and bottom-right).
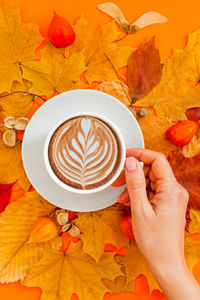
[{"x1": 48, "y1": 115, "x2": 122, "y2": 190}]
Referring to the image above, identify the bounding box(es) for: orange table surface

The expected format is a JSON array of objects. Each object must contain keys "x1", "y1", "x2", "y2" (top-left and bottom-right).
[{"x1": 1, "y1": 0, "x2": 200, "y2": 299}]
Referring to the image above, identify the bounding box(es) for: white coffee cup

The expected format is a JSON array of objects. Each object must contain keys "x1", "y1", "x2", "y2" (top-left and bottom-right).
[{"x1": 43, "y1": 112, "x2": 126, "y2": 194}]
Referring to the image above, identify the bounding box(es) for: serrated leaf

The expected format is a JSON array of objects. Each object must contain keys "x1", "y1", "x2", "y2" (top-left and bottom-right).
[
  {"x1": 0, "y1": 182, "x2": 15, "y2": 213},
  {"x1": 0, "y1": 191, "x2": 57, "y2": 282},
  {"x1": 0, "y1": 3, "x2": 42, "y2": 93},
  {"x1": 75, "y1": 204, "x2": 129, "y2": 262},
  {"x1": 168, "y1": 150, "x2": 200, "y2": 209},
  {"x1": 0, "y1": 79, "x2": 33, "y2": 118},
  {"x1": 23, "y1": 241, "x2": 122, "y2": 300},
  {"x1": 123, "y1": 241, "x2": 160, "y2": 291},
  {"x1": 22, "y1": 42, "x2": 86, "y2": 97},
  {"x1": 102, "y1": 275, "x2": 134, "y2": 293},
  {"x1": 0, "y1": 134, "x2": 30, "y2": 190},
  {"x1": 96, "y1": 81, "x2": 131, "y2": 106},
  {"x1": 127, "y1": 37, "x2": 163, "y2": 101},
  {"x1": 65, "y1": 15, "x2": 133, "y2": 83},
  {"x1": 138, "y1": 110, "x2": 176, "y2": 153}
]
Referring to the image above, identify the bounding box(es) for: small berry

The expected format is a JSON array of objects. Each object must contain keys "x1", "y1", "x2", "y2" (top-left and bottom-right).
[{"x1": 138, "y1": 108, "x2": 147, "y2": 118}]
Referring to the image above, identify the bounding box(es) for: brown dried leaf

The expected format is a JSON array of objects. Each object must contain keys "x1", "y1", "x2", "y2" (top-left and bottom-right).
[
  {"x1": 3, "y1": 129, "x2": 16, "y2": 147},
  {"x1": 168, "y1": 150, "x2": 200, "y2": 209},
  {"x1": 97, "y1": 3, "x2": 130, "y2": 33},
  {"x1": 14, "y1": 117, "x2": 29, "y2": 130},
  {"x1": 130, "y1": 11, "x2": 168, "y2": 33},
  {"x1": 96, "y1": 81, "x2": 131, "y2": 106},
  {"x1": 127, "y1": 37, "x2": 163, "y2": 101}
]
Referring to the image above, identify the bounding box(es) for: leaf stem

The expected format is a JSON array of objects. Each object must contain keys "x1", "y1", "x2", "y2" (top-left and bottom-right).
[
  {"x1": 103, "y1": 52, "x2": 131, "y2": 104},
  {"x1": 0, "y1": 91, "x2": 47, "y2": 101}
]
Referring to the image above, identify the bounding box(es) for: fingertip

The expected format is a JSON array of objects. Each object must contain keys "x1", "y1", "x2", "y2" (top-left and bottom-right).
[{"x1": 125, "y1": 157, "x2": 137, "y2": 172}]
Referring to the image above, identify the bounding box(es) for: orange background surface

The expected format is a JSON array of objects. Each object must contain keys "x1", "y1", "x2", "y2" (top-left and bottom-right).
[{"x1": 1, "y1": 0, "x2": 200, "y2": 299}]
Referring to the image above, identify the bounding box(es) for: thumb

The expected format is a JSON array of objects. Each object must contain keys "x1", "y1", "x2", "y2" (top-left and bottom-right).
[{"x1": 125, "y1": 157, "x2": 153, "y2": 215}]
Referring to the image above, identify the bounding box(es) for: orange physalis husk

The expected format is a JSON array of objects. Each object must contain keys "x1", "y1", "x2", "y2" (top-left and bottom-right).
[
  {"x1": 120, "y1": 216, "x2": 135, "y2": 241},
  {"x1": 166, "y1": 120, "x2": 199, "y2": 146},
  {"x1": 28, "y1": 216, "x2": 58, "y2": 243},
  {"x1": 48, "y1": 11, "x2": 75, "y2": 48}
]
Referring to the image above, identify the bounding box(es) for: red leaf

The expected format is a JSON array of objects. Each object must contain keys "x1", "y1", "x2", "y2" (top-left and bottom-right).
[
  {"x1": 185, "y1": 107, "x2": 200, "y2": 122},
  {"x1": 120, "y1": 216, "x2": 135, "y2": 241},
  {"x1": 168, "y1": 151, "x2": 200, "y2": 209},
  {"x1": 48, "y1": 12, "x2": 75, "y2": 48},
  {"x1": 166, "y1": 120, "x2": 198, "y2": 146},
  {"x1": 0, "y1": 182, "x2": 15, "y2": 213},
  {"x1": 127, "y1": 37, "x2": 163, "y2": 101}
]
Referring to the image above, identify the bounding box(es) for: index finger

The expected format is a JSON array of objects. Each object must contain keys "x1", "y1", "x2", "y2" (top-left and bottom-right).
[{"x1": 126, "y1": 148, "x2": 175, "y2": 181}]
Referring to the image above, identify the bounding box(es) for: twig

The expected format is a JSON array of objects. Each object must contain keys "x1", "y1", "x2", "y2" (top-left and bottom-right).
[
  {"x1": 0, "y1": 91, "x2": 47, "y2": 101},
  {"x1": 104, "y1": 52, "x2": 131, "y2": 104}
]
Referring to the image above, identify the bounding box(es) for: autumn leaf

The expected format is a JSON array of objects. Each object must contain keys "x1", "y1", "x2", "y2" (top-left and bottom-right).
[
  {"x1": 168, "y1": 150, "x2": 200, "y2": 209},
  {"x1": 0, "y1": 3, "x2": 42, "y2": 93},
  {"x1": 21, "y1": 42, "x2": 86, "y2": 97},
  {"x1": 185, "y1": 107, "x2": 200, "y2": 122},
  {"x1": 96, "y1": 81, "x2": 131, "y2": 106},
  {"x1": 0, "y1": 79, "x2": 34, "y2": 118},
  {"x1": 0, "y1": 135, "x2": 30, "y2": 190},
  {"x1": 0, "y1": 182, "x2": 15, "y2": 213},
  {"x1": 23, "y1": 240, "x2": 122, "y2": 300},
  {"x1": 185, "y1": 237, "x2": 200, "y2": 270},
  {"x1": 75, "y1": 204, "x2": 129, "y2": 262},
  {"x1": 0, "y1": 191, "x2": 61, "y2": 283},
  {"x1": 187, "y1": 209, "x2": 200, "y2": 236},
  {"x1": 136, "y1": 35, "x2": 200, "y2": 121},
  {"x1": 182, "y1": 136, "x2": 200, "y2": 158},
  {"x1": 127, "y1": 37, "x2": 163, "y2": 101},
  {"x1": 138, "y1": 110, "x2": 176, "y2": 153},
  {"x1": 65, "y1": 15, "x2": 133, "y2": 83},
  {"x1": 102, "y1": 275, "x2": 134, "y2": 294},
  {"x1": 123, "y1": 241, "x2": 160, "y2": 291}
]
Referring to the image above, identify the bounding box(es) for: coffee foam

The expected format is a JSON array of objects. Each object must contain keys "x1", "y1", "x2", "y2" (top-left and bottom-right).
[{"x1": 48, "y1": 116, "x2": 121, "y2": 189}]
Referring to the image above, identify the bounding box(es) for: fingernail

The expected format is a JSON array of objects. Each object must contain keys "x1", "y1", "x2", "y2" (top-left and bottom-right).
[{"x1": 125, "y1": 157, "x2": 137, "y2": 172}]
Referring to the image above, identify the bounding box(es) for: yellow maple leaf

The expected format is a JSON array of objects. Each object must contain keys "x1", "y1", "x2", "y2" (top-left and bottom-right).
[
  {"x1": 95, "y1": 81, "x2": 131, "y2": 106},
  {"x1": 123, "y1": 241, "x2": 160, "y2": 291},
  {"x1": 0, "y1": 191, "x2": 60, "y2": 282},
  {"x1": 75, "y1": 204, "x2": 129, "y2": 262},
  {"x1": 182, "y1": 136, "x2": 200, "y2": 158},
  {"x1": 23, "y1": 240, "x2": 122, "y2": 300},
  {"x1": 0, "y1": 3, "x2": 42, "y2": 93},
  {"x1": 65, "y1": 15, "x2": 133, "y2": 83},
  {"x1": 185, "y1": 237, "x2": 200, "y2": 270},
  {"x1": 0, "y1": 136, "x2": 30, "y2": 190},
  {"x1": 136, "y1": 36, "x2": 200, "y2": 121},
  {"x1": 102, "y1": 275, "x2": 134, "y2": 294},
  {"x1": 0, "y1": 79, "x2": 34, "y2": 117},
  {"x1": 188, "y1": 209, "x2": 200, "y2": 234},
  {"x1": 21, "y1": 42, "x2": 86, "y2": 97},
  {"x1": 138, "y1": 110, "x2": 176, "y2": 153}
]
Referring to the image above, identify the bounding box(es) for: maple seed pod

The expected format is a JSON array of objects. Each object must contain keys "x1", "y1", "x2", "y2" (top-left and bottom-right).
[
  {"x1": 138, "y1": 108, "x2": 147, "y2": 118},
  {"x1": 68, "y1": 224, "x2": 80, "y2": 237},
  {"x1": 55, "y1": 208, "x2": 66, "y2": 216},
  {"x1": 29, "y1": 217, "x2": 58, "y2": 243},
  {"x1": 4, "y1": 116, "x2": 15, "y2": 129},
  {"x1": 14, "y1": 117, "x2": 29, "y2": 130},
  {"x1": 3, "y1": 129, "x2": 17, "y2": 147},
  {"x1": 62, "y1": 223, "x2": 72, "y2": 232},
  {"x1": 57, "y1": 212, "x2": 69, "y2": 225}
]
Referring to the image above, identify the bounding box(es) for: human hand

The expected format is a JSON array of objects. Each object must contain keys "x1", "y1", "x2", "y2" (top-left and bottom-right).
[{"x1": 124, "y1": 148, "x2": 189, "y2": 271}]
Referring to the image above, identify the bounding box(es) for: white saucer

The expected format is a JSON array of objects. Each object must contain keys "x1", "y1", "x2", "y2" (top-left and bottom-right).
[{"x1": 22, "y1": 89, "x2": 144, "y2": 212}]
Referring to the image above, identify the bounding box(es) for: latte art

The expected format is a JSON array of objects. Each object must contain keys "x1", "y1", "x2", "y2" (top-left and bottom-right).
[{"x1": 48, "y1": 116, "x2": 122, "y2": 189}]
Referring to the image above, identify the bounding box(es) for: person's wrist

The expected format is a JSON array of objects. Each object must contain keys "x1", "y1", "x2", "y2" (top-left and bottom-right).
[{"x1": 146, "y1": 254, "x2": 188, "y2": 280}]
